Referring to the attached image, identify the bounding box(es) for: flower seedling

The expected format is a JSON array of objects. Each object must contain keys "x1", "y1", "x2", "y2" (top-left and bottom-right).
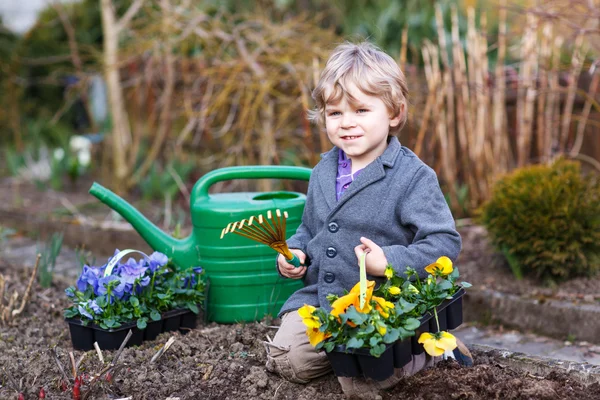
[
  {"x1": 64, "y1": 250, "x2": 205, "y2": 330},
  {"x1": 300, "y1": 255, "x2": 470, "y2": 359}
]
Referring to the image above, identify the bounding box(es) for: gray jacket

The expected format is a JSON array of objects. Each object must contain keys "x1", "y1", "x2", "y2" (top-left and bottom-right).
[{"x1": 279, "y1": 137, "x2": 461, "y2": 316}]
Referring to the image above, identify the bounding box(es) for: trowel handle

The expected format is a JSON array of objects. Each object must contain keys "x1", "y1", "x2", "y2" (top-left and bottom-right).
[{"x1": 193, "y1": 166, "x2": 312, "y2": 198}]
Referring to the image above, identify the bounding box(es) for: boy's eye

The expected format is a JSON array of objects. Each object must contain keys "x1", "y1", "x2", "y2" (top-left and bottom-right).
[
  {"x1": 328, "y1": 111, "x2": 341, "y2": 116},
  {"x1": 357, "y1": 109, "x2": 369, "y2": 113}
]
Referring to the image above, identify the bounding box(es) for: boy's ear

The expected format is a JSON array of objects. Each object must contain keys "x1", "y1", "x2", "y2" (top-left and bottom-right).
[{"x1": 389, "y1": 103, "x2": 405, "y2": 127}]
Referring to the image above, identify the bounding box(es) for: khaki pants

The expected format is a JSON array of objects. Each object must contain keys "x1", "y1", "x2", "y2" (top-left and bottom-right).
[{"x1": 264, "y1": 311, "x2": 438, "y2": 397}]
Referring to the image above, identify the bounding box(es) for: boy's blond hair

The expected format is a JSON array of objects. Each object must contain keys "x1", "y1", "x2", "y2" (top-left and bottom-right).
[{"x1": 309, "y1": 41, "x2": 409, "y2": 135}]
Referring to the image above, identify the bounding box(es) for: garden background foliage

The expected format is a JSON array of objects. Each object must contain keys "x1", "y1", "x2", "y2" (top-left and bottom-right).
[{"x1": 480, "y1": 158, "x2": 600, "y2": 283}]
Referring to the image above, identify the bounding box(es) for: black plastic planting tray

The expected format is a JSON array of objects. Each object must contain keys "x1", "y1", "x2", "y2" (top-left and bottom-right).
[
  {"x1": 66, "y1": 307, "x2": 204, "y2": 351},
  {"x1": 326, "y1": 288, "x2": 465, "y2": 381}
]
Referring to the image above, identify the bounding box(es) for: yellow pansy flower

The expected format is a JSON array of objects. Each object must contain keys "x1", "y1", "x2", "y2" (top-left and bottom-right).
[
  {"x1": 376, "y1": 322, "x2": 387, "y2": 336},
  {"x1": 298, "y1": 304, "x2": 320, "y2": 329},
  {"x1": 418, "y1": 331, "x2": 457, "y2": 357},
  {"x1": 331, "y1": 280, "x2": 375, "y2": 319},
  {"x1": 424, "y1": 256, "x2": 454, "y2": 276},
  {"x1": 372, "y1": 296, "x2": 394, "y2": 319},
  {"x1": 384, "y1": 266, "x2": 394, "y2": 279},
  {"x1": 388, "y1": 286, "x2": 401, "y2": 295},
  {"x1": 306, "y1": 327, "x2": 331, "y2": 347}
]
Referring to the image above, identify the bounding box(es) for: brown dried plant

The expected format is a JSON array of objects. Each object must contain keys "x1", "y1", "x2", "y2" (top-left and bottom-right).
[
  {"x1": 103, "y1": 2, "x2": 337, "y2": 192},
  {"x1": 0, "y1": 254, "x2": 40, "y2": 324},
  {"x1": 412, "y1": 0, "x2": 600, "y2": 214}
]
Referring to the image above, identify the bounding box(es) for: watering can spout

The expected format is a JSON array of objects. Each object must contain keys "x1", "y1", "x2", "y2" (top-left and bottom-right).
[{"x1": 89, "y1": 182, "x2": 195, "y2": 269}]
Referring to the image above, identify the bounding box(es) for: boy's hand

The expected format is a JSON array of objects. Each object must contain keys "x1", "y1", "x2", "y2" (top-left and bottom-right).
[
  {"x1": 354, "y1": 237, "x2": 388, "y2": 277},
  {"x1": 277, "y1": 250, "x2": 307, "y2": 279}
]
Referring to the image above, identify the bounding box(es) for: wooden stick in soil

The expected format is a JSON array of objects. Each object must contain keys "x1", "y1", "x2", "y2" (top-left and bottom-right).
[
  {"x1": 69, "y1": 352, "x2": 77, "y2": 379},
  {"x1": 81, "y1": 330, "x2": 133, "y2": 400},
  {"x1": 94, "y1": 342, "x2": 105, "y2": 363},
  {"x1": 51, "y1": 347, "x2": 72, "y2": 384},
  {"x1": 112, "y1": 329, "x2": 133, "y2": 366},
  {"x1": 12, "y1": 254, "x2": 41, "y2": 318},
  {"x1": 2, "y1": 290, "x2": 18, "y2": 323},
  {"x1": 151, "y1": 336, "x2": 176, "y2": 363}
]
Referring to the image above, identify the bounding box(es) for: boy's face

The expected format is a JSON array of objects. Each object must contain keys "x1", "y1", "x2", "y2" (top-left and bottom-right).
[{"x1": 324, "y1": 83, "x2": 401, "y2": 170}]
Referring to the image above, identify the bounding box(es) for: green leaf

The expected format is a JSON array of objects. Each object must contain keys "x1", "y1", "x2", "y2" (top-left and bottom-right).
[
  {"x1": 64, "y1": 308, "x2": 78, "y2": 318},
  {"x1": 396, "y1": 298, "x2": 417, "y2": 314},
  {"x1": 137, "y1": 318, "x2": 147, "y2": 330},
  {"x1": 403, "y1": 318, "x2": 421, "y2": 331},
  {"x1": 449, "y1": 268, "x2": 459, "y2": 279},
  {"x1": 104, "y1": 318, "x2": 117, "y2": 328},
  {"x1": 383, "y1": 328, "x2": 400, "y2": 344},
  {"x1": 346, "y1": 337, "x2": 364, "y2": 349},
  {"x1": 150, "y1": 310, "x2": 161, "y2": 321},
  {"x1": 369, "y1": 336, "x2": 381, "y2": 348},
  {"x1": 370, "y1": 343, "x2": 386, "y2": 358},
  {"x1": 460, "y1": 282, "x2": 472, "y2": 288},
  {"x1": 344, "y1": 307, "x2": 368, "y2": 325},
  {"x1": 129, "y1": 296, "x2": 140, "y2": 307},
  {"x1": 324, "y1": 342, "x2": 335, "y2": 352},
  {"x1": 187, "y1": 303, "x2": 199, "y2": 314},
  {"x1": 437, "y1": 280, "x2": 453, "y2": 290}
]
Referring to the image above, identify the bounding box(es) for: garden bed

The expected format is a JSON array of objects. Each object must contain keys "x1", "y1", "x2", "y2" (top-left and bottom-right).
[{"x1": 2, "y1": 260, "x2": 600, "y2": 399}]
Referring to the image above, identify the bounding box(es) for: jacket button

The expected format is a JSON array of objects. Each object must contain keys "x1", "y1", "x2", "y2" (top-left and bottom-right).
[
  {"x1": 324, "y1": 272, "x2": 335, "y2": 283},
  {"x1": 326, "y1": 247, "x2": 337, "y2": 258},
  {"x1": 328, "y1": 222, "x2": 339, "y2": 233}
]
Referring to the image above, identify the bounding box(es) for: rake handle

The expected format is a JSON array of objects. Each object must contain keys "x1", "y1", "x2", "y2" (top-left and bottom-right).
[{"x1": 286, "y1": 253, "x2": 302, "y2": 268}]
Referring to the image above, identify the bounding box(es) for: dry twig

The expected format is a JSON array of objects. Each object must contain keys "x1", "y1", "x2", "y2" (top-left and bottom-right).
[{"x1": 151, "y1": 336, "x2": 176, "y2": 363}]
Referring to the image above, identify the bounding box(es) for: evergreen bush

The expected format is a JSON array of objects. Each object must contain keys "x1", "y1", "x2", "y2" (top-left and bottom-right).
[{"x1": 480, "y1": 158, "x2": 600, "y2": 283}]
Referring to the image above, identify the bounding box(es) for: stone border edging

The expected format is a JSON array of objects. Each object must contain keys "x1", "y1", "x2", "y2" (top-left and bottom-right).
[
  {"x1": 464, "y1": 288, "x2": 600, "y2": 344},
  {"x1": 471, "y1": 344, "x2": 600, "y2": 386}
]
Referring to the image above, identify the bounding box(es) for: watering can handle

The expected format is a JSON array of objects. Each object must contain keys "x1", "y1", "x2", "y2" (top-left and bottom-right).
[{"x1": 192, "y1": 166, "x2": 312, "y2": 199}]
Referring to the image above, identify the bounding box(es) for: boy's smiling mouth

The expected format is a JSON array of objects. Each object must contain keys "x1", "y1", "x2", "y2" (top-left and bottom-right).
[{"x1": 341, "y1": 135, "x2": 362, "y2": 140}]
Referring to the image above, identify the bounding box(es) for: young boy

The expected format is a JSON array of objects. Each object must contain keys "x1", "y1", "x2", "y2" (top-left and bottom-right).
[{"x1": 264, "y1": 41, "x2": 469, "y2": 399}]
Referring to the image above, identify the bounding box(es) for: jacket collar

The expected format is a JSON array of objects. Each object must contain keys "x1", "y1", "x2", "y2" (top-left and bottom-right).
[{"x1": 317, "y1": 137, "x2": 402, "y2": 211}]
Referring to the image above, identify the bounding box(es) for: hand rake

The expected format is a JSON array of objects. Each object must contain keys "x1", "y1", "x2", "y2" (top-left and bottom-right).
[{"x1": 220, "y1": 209, "x2": 303, "y2": 268}]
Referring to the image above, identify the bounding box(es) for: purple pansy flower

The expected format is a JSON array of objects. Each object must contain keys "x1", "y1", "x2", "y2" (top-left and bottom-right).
[
  {"x1": 76, "y1": 265, "x2": 103, "y2": 292},
  {"x1": 119, "y1": 258, "x2": 148, "y2": 285},
  {"x1": 148, "y1": 252, "x2": 169, "y2": 272},
  {"x1": 78, "y1": 304, "x2": 93, "y2": 320},
  {"x1": 89, "y1": 300, "x2": 103, "y2": 314},
  {"x1": 96, "y1": 275, "x2": 126, "y2": 299}
]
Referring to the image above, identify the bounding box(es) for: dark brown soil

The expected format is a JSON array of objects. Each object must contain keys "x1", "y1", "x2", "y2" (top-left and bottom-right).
[
  {"x1": 2, "y1": 259, "x2": 600, "y2": 400},
  {"x1": 2, "y1": 181, "x2": 600, "y2": 399}
]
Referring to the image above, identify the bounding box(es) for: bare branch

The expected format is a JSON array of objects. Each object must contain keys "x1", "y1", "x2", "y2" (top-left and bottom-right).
[{"x1": 116, "y1": 0, "x2": 145, "y2": 33}]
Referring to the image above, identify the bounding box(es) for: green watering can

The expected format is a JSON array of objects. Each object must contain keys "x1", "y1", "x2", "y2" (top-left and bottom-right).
[{"x1": 89, "y1": 165, "x2": 312, "y2": 323}]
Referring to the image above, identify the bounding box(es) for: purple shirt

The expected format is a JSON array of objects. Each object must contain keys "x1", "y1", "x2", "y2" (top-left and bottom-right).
[{"x1": 336, "y1": 149, "x2": 363, "y2": 201}]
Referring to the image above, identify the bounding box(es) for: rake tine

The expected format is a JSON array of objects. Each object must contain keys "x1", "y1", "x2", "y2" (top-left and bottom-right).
[
  {"x1": 232, "y1": 229, "x2": 272, "y2": 246},
  {"x1": 240, "y1": 223, "x2": 274, "y2": 243},
  {"x1": 275, "y1": 210, "x2": 286, "y2": 240},
  {"x1": 261, "y1": 211, "x2": 279, "y2": 239},
  {"x1": 220, "y1": 222, "x2": 233, "y2": 239},
  {"x1": 282, "y1": 211, "x2": 289, "y2": 239}
]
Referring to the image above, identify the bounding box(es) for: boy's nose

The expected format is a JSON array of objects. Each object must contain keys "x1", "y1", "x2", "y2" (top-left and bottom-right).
[{"x1": 341, "y1": 113, "x2": 356, "y2": 129}]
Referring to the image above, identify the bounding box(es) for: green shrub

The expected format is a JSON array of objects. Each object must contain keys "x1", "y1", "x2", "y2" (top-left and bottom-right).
[{"x1": 479, "y1": 158, "x2": 600, "y2": 283}]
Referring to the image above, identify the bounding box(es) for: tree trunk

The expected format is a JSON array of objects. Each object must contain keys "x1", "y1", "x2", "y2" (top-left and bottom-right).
[{"x1": 100, "y1": 0, "x2": 131, "y2": 193}]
